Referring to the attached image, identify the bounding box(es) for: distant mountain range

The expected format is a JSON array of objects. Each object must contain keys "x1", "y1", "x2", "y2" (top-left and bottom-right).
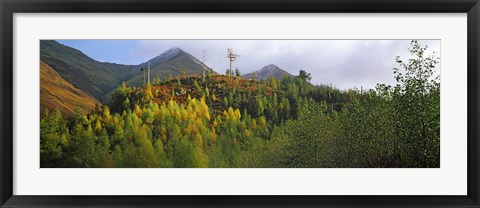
[
  {"x1": 40, "y1": 40, "x2": 296, "y2": 115},
  {"x1": 124, "y1": 47, "x2": 214, "y2": 87},
  {"x1": 243, "y1": 64, "x2": 294, "y2": 80}
]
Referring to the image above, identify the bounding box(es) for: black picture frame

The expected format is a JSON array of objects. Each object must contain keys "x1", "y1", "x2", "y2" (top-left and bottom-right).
[{"x1": 1, "y1": 0, "x2": 479, "y2": 207}]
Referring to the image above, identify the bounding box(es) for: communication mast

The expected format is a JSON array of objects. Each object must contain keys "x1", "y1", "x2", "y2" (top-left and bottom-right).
[
  {"x1": 202, "y1": 49, "x2": 208, "y2": 78},
  {"x1": 147, "y1": 62, "x2": 151, "y2": 84},
  {"x1": 202, "y1": 49, "x2": 207, "y2": 64}
]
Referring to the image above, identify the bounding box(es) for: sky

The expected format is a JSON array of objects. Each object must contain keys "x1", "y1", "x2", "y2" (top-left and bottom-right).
[{"x1": 57, "y1": 39, "x2": 440, "y2": 89}]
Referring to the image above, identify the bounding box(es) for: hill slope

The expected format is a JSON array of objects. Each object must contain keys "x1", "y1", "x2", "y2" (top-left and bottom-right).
[
  {"x1": 243, "y1": 64, "x2": 294, "y2": 80},
  {"x1": 40, "y1": 40, "x2": 135, "y2": 100},
  {"x1": 40, "y1": 61, "x2": 100, "y2": 117},
  {"x1": 125, "y1": 47, "x2": 215, "y2": 87},
  {"x1": 110, "y1": 74, "x2": 278, "y2": 118}
]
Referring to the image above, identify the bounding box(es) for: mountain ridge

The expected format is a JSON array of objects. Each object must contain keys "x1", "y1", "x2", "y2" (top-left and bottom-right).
[
  {"x1": 243, "y1": 64, "x2": 294, "y2": 80},
  {"x1": 40, "y1": 40, "x2": 136, "y2": 100},
  {"x1": 124, "y1": 47, "x2": 216, "y2": 87},
  {"x1": 40, "y1": 61, "x2": 100, "y2": 118},
  {"x1": 40, "y1": 41, "x2": 218, "y2": 104}
]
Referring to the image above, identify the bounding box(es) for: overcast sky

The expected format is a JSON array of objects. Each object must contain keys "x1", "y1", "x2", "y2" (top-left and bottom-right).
[{"x1": 57, "y1": 39, "x2": 440, "y2": 89}]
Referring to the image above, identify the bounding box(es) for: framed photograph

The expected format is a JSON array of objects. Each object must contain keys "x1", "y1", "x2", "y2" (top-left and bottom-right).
[{"x1": 1, "y1": 0, "x2": 479, "y2": 207}]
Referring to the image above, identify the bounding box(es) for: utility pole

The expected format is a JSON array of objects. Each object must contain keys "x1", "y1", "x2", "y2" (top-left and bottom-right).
[
  {"x1": 329, "y1": 83, "x2": 333, "y2": 113},
  {"x1": 226, "y1": 48, "x2": 240, "y2": 79},
  {"x1": 147, "y1": 62, "x2": 151, "y2": 84},
  {"x1": 202, "y1": 49, "x2": 208, "y2": 79},
  {"x1": 202, "y1": 49, "x2": 207, "y2": 64}
]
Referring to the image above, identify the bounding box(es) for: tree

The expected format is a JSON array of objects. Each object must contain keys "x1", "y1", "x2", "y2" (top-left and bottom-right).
[
  {"x1": 298, "y1": 70, "x2": 312, "y2": 82},
  {"x1": 153, "y1": 75, "x2": 161, "y2": 85},
  {"x1": 207, "y1": 68, "x2": 212, "y2": 78},
  {"x1": 140, "y1": 67, "x2": 147, "y2": 85},
  {"x1": 154, "y1": 140, "x2": 170, "y2": 167},
  {"x1": 136, "y1": 131, "x2": 158, "y2": 167},
  {"x1": 194, "y1": 80, "x2": 201, "y2": 92},
  {"x1": 390, "y1": 40, "x2": 440, "y2": 167},
  {"x1": 40, "y1": 109, "x2": 68, "y2": 167},
  {"x1": 64, "y1": 124, "x2": 99, "y2": 168},
  {"x1": 235, "y1": 67, "x2": 241, "y2": 77},
  {"x1": 268, "y1": 75, "x2": 278, "y2": 89},
  {"x1": 123, "y1": 98, "x2": 131, "y2": 110}
]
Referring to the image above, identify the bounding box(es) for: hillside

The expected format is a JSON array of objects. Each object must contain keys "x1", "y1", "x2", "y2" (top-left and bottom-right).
[
  {"x1": 243, "y1": 64, "x2": 294, "y2": 80},
  {"x1": 102, "y1": 47, "x2": 216, "y2": 103},
  {"x1": 40, "y1": 61, "x2": 100, "y2": 118},
  {"x1": 40, "y1": 40, "x2": 441, "y2": 169},
  {"x1": 153, "y1": 75, "x2": 275, "y2": 115},
  {"x1": 125, "y1": 47, "x2": 215, "y2": 87},
  {"x1": 40, "y1": 40, "x2": 135, "y2": 100},
  {"x1": 109, "y1": 74, "x2": 278, "y2": 118}
]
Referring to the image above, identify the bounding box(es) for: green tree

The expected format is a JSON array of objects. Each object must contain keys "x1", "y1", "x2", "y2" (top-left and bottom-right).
[
  {"x1": 40, "y1": 110, "x2": 68, "y2": 167},
  {"x1": 390, "y1": 40, "x2": 440, "y2": 167},
  {"x1": 298, "y1": 70, "x2": 312, "y2": 82},
  {"x1": 235, "y1": 67, "x2": 241, "y2": 77},
  {"x1": 64, "y1": 124, "x2": 99, "y2": 168}
]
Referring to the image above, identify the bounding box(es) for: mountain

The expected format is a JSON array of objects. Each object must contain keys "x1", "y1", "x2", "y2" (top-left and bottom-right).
[
  {"x1": 243, "y1": 64, "x2": 294, "y2": 80},
  {"x1": 40, "y1": 61, "x2": 100, "y2": 118},
  {"x1": 41, "y1": 42, "x2": 217, "y2": 104},
  {"x1": 124, "y1": 47, "x2": 215, "y2": 87},
  {"x1": 40, "y1": 40, "x2": 135, "y2": 100}
]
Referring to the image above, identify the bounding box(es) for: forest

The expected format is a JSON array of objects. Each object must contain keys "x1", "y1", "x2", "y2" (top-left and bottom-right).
[{"x1": 40, "y1": 40, "x2": 440, "y2": 168}]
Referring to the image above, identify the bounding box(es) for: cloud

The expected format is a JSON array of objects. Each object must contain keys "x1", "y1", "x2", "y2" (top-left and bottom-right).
[{"x1": 128, "y1": 39, "x2": 440, "y2": 89}]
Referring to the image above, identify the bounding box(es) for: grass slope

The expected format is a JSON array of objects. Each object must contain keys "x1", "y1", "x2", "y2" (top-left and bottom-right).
[
  {"x1": 40, "y1": 61, "x2": 100, "y2": 118},
  {"x1": 40, "y1": 40, "x2": 135, "y2": 100}
]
